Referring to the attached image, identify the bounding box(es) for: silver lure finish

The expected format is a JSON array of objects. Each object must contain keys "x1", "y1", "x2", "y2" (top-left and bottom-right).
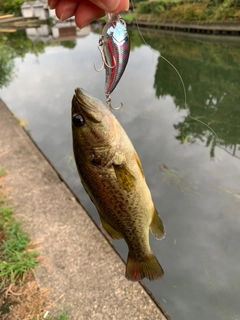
[{"x1": 96, "y1": 13, "x2": 130, "y2": 109}]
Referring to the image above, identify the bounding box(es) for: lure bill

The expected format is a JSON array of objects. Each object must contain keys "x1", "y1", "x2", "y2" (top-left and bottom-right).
[{"x1": 95, "y1": 12, "x2": 130, "y2": 110}]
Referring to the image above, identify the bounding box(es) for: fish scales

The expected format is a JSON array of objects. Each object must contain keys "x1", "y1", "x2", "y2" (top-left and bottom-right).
[{"x1": 72, "y1": 88, "x2": 165, "y2": 281}]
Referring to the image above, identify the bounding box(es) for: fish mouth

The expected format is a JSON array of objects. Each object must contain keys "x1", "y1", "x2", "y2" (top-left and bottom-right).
[{"x1": 72, "y1": 88, "x2": 106, "y2": 124}]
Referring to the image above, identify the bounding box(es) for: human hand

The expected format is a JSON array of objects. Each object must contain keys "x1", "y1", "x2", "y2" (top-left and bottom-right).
[{"x1": 48, "y1": 0, "x2": 129, "y2": 28}]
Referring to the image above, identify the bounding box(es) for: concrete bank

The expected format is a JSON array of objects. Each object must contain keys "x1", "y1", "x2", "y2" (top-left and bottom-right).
[{"x1": 0, "y1": 99, "x2": 169, "y2": 320}]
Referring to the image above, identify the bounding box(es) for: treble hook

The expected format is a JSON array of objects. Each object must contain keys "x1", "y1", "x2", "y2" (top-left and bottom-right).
[
  {"x1": 94, "y1": 37, "x2": 116, "y2": 72},
  {"x1": 106, "y1": 94, "x2": 123, "y2": 111}
]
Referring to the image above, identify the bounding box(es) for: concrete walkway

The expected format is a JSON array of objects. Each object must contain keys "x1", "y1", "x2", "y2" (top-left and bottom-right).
[{"x1": 0, "y1": 99, "x2": 169, "y2": 320}]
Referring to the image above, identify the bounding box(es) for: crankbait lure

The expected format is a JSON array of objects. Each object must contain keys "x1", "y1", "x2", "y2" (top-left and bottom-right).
[{"x1": 94, "y1": 12, "x2": 130, "y2": 110}]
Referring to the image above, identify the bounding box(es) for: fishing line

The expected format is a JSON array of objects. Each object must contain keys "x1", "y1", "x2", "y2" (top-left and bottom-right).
[{"x1": 130, "y1": 0, "x2": 219, "y2": 143}]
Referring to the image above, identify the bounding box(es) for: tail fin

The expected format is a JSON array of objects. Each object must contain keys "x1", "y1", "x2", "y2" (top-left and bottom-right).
[{"x1": 125, "y1": 253, "x2": 164, "y2": 282}]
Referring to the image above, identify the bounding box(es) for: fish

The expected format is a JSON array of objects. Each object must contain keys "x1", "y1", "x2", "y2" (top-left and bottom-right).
[{"x1": 72, "y1": 88, "x2": 165, "y2": 281}]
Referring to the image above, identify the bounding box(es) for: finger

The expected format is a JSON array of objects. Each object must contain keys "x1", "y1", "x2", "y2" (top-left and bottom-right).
[
  {"x1": 48, "y1": 0, "x2": 61, "y2": 10},
  {"x1": 54, "y1": 0, "x2": 79, "y2": 20},
  {"x1": 90, "y1": 0, "x2": 129, "y2": 12},
  {"x1": 75, "y1": 0, "x2": 105, "y2": 28}
]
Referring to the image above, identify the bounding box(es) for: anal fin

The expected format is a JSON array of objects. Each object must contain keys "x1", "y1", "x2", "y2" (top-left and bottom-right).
[
  {"x1": 100, "y1": 216, "x2": 123, "y2": 240},
  {"x1": 150, "y1": 208, "x2": 166, "y2": 240},
  {"x1": 125, "y1": 252, "x2": 164, "y2": 281}
]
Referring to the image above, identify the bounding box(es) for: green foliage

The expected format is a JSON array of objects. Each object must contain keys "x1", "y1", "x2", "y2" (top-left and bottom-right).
[
  {"x1": 45, "y1": 310, "x2": 69, "y2": 320},
  {"x1": 0, "y1": 197, "x2": 38, "y2": 288},
  {"x1": 0, "y1": 42, "x2": 15, "y2": 89},
  {"x1": 59, "y1": 40, "x2": 77, "y2": 49},
  {"x1": 0, "y1": 30, "x2": 45, "y2": 59},
  {"x1": 0, "y1": 28, "x2": 81, "y2": 88},
  {"x1": 135, "y1": 0, "x2": 240, "y2": 20},
  {"x1": 137, "y1": 0, "x2": 177, "y2": 15},
  {"x1": 128, "y1": 28, "x2": 143, "y2": 50},
  {"x1": 136, "y1": 1, "x2": 206, "y2": 19},
  {"x1": 207, "y1": 0, "x2": 240, "y2": 7},
  {"x1": 0, "y1": 0, "x2": 25, "y2": 14},
  {"x1": 212, "y1": 6, "x2": 236, "y2": 19},
  {"x1": 0, "y1": 29, "x2": 46, "y2": 88},
  {"x1": 0, "y1": 29, "x2": 78, "y2": 61},
  {"x1": 206, "y1": 0, "x2": 240, "y2": 20},
  {"x1": 0, "y1": 248, "x2": 37, "y2": 284},
  {"x1": 140, "y1": 30, "x2": 240, "y2": 158},
  {"x1": 207, "y1": 0, "x2": 225, "y2": 6},
  {"x1": 0, "y1": 168, "x2": 7, "y2": 177},
  {"x1": 176, "y1": 3, "x2": 207, "y2": 20},
  {"x1": 121, "y1": 12, "x2": 135, "y2": 22},
  {"x1": 0, "y1": 203, "x2": 13, "y2": 228},
  {"x1": 0, "y1": 30, "x2": 45, "y2": 90},
  {"x1": 0, "y1": 30, "x2": 45, "y2": 88},
  {"x1": 3, "y1": 220, "x2": 29, "y2": 252}
]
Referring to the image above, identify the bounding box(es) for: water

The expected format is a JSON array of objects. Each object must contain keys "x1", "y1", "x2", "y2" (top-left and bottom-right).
[{"x1": 1, "y1": 25, "x2": 240, "y2": 320}]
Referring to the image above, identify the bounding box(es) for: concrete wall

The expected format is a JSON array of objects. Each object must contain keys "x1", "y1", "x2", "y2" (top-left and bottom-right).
[
  {"x1": 21, "y1": 1, "x2": 48, "y2": 20},
  {"x1": 21, "y1": 3, "x2": 34, "y2": 18}
]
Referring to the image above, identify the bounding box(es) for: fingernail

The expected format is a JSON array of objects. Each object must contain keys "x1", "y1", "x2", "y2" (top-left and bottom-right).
[
  {"x1": 77, "y1": 18, "x2": 93, "y2": 29},
  {"x1": 60, "y1": 11, "x2": 75, "y2": 21},
  {"x1": 49, "y1": 0, "x2": 57, "y2": 9},
  {"x1": 123, "y1": 3, "x2": 129, "y2": 11}
]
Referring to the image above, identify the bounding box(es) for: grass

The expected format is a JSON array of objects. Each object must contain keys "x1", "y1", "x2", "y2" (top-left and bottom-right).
[
  {"x1": 45, "y1": 310, "x2": 69, "y2": 320},
  {"x1": 14, "y1": 116, "x2": 28, "y2": 128},
  {"x1": 0, "y1": 168, "x2": 7, "y2": 176},
  {"x1": 0, "y1": 168, "x2": 68, "y2": 319},
  {"x1": 0, "y1": 196, "x2": 38, "y2": 289}
]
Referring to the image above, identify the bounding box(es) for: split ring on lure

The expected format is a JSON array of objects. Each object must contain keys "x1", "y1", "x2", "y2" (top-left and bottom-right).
[{"x1": 94, "y1": 12, "x2": 130, "y2": 110}]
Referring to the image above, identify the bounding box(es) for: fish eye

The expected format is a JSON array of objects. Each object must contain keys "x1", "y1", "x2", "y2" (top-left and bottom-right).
[{"x1": 73, "y1": 113, "x2": 84, "y2": 127}]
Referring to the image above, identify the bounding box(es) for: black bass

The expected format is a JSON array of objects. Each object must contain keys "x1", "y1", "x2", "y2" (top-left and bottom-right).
[{"x1": 72, "y1": 88, "x2": 165, "y2": 281}]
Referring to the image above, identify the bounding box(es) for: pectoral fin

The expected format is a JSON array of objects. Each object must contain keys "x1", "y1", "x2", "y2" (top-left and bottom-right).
[
  {"x1": 113, "y1": 162, "x2": 136, "y2": 192},
  {"x1": 100, "y1": 216, "x2": 123, "y2": 239},
  {"x1": 150, "y1": 208, "x2": 166, "y2": 240}
]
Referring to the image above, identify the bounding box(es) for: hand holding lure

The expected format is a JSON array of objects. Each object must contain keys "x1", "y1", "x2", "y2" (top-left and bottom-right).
[{"x1": 94, "y1": 12, "x2": 130, "y2": 110}]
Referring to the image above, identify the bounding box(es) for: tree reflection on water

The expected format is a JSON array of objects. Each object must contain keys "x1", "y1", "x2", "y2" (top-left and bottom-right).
[
  {"x1": 142, "y1": 30, "x2": 240, "y2": 159},
  {"x1": 0, "y1": 29, "x2": 76, "y2": 89}
]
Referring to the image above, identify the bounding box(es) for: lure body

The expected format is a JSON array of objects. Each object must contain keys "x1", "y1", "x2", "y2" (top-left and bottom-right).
[
  {"x1": 96, "y1": 13, "x2": 130, "y2": 109},
  {"x1": 102, "y1": 13, "x2": 130, "y2": 95}
]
